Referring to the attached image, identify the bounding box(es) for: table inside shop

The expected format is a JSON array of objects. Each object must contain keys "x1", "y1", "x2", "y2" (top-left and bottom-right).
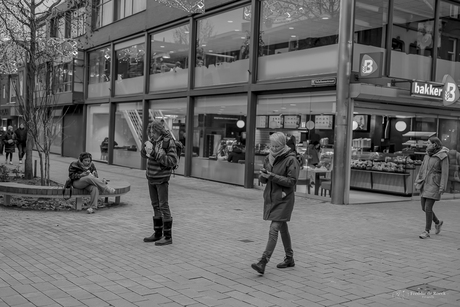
[{"x1": 301, "y1": 167, "x2": 331, "y2": 195}]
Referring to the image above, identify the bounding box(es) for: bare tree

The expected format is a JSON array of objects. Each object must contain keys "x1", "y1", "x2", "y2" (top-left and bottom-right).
[{"x1": 0, "y1": 0, "x2": 88, "y2": 184}]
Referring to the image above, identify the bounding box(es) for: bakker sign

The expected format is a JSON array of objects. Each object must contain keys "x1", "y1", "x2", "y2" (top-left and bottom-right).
[{"x1": 410, "y1": 74, "x2": 460, "y2": 106}]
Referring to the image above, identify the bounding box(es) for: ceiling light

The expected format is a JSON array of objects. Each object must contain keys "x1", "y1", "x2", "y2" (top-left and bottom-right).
[
  {"x1": 321, "y1": 13, "x2": 331, "y2": 20},
  {"x1": 208, "y1": 50, "x2": 213, "y2": 52},
  {"x1": 290, "y1": 104, "x2": 296, "y2": 106},
  {"x1": 289, "y1": 27, "x2": 294, "y2": 30},
  {"x1": 291, "y1": 35, "x2": 296, "y2": 38},
  {"x1": 241, "y1": 37, "x2": 246, "y2": 39},
  {"x1": 202, "y1": 44, "x2": 206, "y2": 47},
  {"x1": 228, "y1": 20, "x2": 233, "y2": 23},
  {"x1": 184, "y1": 31, "x2": 189, "y2": 34},
  {"x1": 281, "y1": 107, "x2": 286, "y2": 110},
  {"x1": 234, "y1": 29, "x2": 239, "y2": 31}
]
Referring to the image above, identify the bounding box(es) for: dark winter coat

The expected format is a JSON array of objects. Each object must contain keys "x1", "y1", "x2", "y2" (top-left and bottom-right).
[
  {"x1": 416, "y1": 147, "x2": 449, "y2": 200},
  {"x1": 140, "y1": 134, "x2": 178, "y2": 184},
  {"x1": 259, "y1": 151, "x2": 300, "y2": 221},
  {"x1": 3, "y1": 131, "x2": 16, "y2": 153},
  {"x1": 14, "y1": 127, "x2": 27, "y2": 145},
  {"x1": 68, "y1": 160, "x2": 98, "y2": 182}
]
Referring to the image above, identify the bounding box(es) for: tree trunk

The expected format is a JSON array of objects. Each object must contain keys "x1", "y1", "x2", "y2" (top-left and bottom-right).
[{"x1": 37, "y1": 151, "x2": 44, "y2": 186}]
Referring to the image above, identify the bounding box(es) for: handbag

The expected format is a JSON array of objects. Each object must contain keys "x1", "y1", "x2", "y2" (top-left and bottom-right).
[{"x1": 62, "y1": 178, "x2": 73, "y2": 200}]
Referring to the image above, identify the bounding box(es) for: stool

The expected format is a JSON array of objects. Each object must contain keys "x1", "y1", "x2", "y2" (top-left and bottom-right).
[{"x1": 320, "y1": 181, "x2": 332, "y2": 197}]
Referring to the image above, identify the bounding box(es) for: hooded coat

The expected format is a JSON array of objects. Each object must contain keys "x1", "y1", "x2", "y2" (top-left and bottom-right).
[
  {"x1": 259, "y1": 151, "x2": 299, "y2": 221},
  {"x1": 416, "y1": 147, "x2": 449, "y2": 200}
]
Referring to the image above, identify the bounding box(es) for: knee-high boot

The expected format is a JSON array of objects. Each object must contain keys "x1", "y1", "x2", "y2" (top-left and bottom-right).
[
  {"x1": 155, "y1": 219, "x2": 172, "y2": 246},
  {"x1": 143, "y1": 217, "x2": 163, "y2": 242}
]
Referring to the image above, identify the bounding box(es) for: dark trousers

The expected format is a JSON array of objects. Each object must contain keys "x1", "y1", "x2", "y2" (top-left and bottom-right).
[
  {"x1": 0, "y1": 140, "x2": 3, "y2": 154},
  {"x1": 148, "y1": 181, "x2": 172, "y2": 220},
  {"x1": 421, "y1": 197, "x2": 439, "y2": 232},
  {"x1": 17, "y1": 142, "x2": 26, "y2": 160}
]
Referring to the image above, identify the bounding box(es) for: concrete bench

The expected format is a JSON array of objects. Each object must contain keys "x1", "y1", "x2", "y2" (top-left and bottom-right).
[{"x1": 0, "y1": 180, "x2": 131, "y2": 210}]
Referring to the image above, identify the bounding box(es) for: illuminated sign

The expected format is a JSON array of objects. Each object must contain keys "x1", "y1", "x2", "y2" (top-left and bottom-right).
[
  {"x1": 442, "y1": 74, "x2": 460, "y2": 106},
  {"x1": 410, "y1": 75, "x2": 460, "y2": 105},
  {"x1": 359, "y1": 52, "x2": 383, "y2": 78}
]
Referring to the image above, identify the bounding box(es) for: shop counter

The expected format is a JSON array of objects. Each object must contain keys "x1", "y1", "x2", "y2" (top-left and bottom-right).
[
  {"x1": 350, "y1": 167, "x2": 419, "y2": 196},
  {"x1": 191, "y1": 157, "x2": 244, "y2": 185}
]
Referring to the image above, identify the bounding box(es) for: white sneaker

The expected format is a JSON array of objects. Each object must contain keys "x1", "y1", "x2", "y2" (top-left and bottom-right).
[
  {"x1": 87, "y1": 208, "x2": 95, "y2": 214},
  {"x1": 9, "y1": 161, "x2": 12, "y2": 165},
  {"x1": 19, "y1": 160, "x2": 22, "y2": 164},
  {"x1": 106, "y1": 186, "x2": 116, "y2": 194}
]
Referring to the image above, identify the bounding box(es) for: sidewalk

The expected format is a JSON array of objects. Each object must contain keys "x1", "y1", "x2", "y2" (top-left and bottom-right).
[{"x1": 0, "y1": 153, "x2": 459, "y2": 307}]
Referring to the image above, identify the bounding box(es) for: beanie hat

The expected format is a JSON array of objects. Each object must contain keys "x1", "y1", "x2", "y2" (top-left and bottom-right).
[
  {"x1": 148, "y1": 120, "x2": 167, "y2": 136},
  {"x1": 79, "y1": 152, "x2": 92, "y2": 162}
]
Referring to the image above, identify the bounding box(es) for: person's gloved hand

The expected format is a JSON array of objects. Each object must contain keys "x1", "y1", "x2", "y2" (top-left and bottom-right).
[{"x1": 145, "y1": 146, "x2": 153, "y2": 156}]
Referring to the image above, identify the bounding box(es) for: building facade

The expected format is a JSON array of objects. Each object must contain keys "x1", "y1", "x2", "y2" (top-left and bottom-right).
[{"x1": 29, "y1": 0, "x2": 460, "y2": 204}]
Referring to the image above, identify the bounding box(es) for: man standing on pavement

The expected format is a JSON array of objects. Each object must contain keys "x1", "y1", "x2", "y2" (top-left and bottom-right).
[
  {"x1": 0, "y1": 127, "x2": 4, "y2": 156},
  {"x1": 141, "y1": 120, "x2": 178, "y2": 246},
  {"x1": 15, "y1": 123, "x2": 27, "y2": 164}
]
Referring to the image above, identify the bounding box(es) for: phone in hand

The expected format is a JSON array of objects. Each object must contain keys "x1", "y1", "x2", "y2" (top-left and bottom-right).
[
  {"x1": 144, "y1": 140, "x2": 153, "y2": 149},
  {"x1": 261, "y1": 168, "x2": 268, "y2": 174}
]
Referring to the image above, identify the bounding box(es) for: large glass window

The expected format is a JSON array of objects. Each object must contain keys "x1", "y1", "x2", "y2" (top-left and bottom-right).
[
  {"x1": 86, "y1": 104, "x2": 110, "y2": 162},
  {"x1": 256, "y1": 93, "x2": 336, "y2": 197},
  {"x1": 117, "y1": 0, "x2": 146, "y2": 19},
  {"x1": 115, "y1": 39, "x2": 145, "y2": 95},
  {"x1": 258, "y1": 0, "x2": 340, "y2": 80},
  {"x1": 54, "y1": 63, "x2": 72, "y2": 93},
  {"x1": 192, "y1": 95, "x2": 247, "y2": 185},
  {"x1": 353, "y1": 0, "x2": 388, "y2": 71},
  {"x1": 436, "y1": 1, "x2": 460, "y2": 83},
  {"x1": 195, "y1": 6, "x2": 251, "y2": 87},
  {"x1": 95, "y1": 0, "x2": 114, "y2": 29},
  {"x1": 88, "y1": 47, "x2": 112, "y2": 98},
  {"x1": 149, "y1": 98, "x2": 187, "y2": 175},
  {"x1": 390, "y1": 0, "x2": 435, "y2": 80},
  {"x1": 113, "y1": 102, "x2": 143, "y2": 168},
  {"x1": 150, "y1": 25, "x2": 190, "y2": 91}
]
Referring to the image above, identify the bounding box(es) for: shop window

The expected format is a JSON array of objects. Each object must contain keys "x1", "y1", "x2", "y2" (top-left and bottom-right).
[
  {"x1": 436, "y1": 1, "x2": 460, "y2": 82},
  {"x1": 195, "y1": 6, "x2": 251, "y2": 87},
  {"x1": 86, "y1": 104, "x2": 111, "y2": 162},
  {"x1": 94, "y1": 0, "x2": 114, "y2": 29},
  {"x1": 150, "y1": 25, "x2": 189, "y2": 91},
  {"x1": 115, "y1": 39, "x2": 145, "y2": 95},
  {"x1": 192, "y1": 95, "x2": 248, "y2": 185},
  {"x1": 113, "y1": 102, "x2": 143, "y2": 168},
  {"x1": 390, "y1": 0, "x2": 434, "y2": 80},
  {"x1": 71, "y1": 6, "x2": 87, "y2": 38},
  {"x1": 257, "y1": 93, "x2": 336, "y2": 196},
  {"x1": 88, "y1": 47, "x2": 112, "y2": 97},
  {"x1": 258, "y1": 0, "x2": 340, "y2": 81}
]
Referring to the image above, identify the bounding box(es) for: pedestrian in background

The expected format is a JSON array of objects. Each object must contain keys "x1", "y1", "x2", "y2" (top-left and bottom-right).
[
  {"x1": 0, "y1": 127, "x2": 5, "y2": 155},
  {"x1": 3, "y1": 126, "x2": 16, "y2": 165},
  {"x1": 252, "y1": 132, "x2": 300, "y2": 275},
  {"x1": 15, "y1": 123, "x2": 27, "y2": 164},
  {"x1": 68, "y1": 152, "x2": 115, "y2": 214},
  {"x1": 415, "y1": 137, "x2": 449, "y2": 239},
  {"x1": 141, "y1": 120, "x2": 178, "y2": 246}
]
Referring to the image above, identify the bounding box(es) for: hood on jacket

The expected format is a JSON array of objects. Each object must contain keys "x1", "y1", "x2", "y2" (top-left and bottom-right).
[{"x1": 434, "y1": 146, "x2": 450, "y2": 160}]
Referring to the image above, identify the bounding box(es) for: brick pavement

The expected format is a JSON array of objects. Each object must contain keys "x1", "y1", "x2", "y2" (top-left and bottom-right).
[{"x1": 0, "y1": 153, "x2": 459, "y2": 307}]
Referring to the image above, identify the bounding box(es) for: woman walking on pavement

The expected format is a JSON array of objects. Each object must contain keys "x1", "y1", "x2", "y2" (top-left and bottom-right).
[
  {"x1": 69, "y1": 152, "x2": 115, "y2": 214},
  {"x1": 252, "y1": 132, "x2": 300, "y2": 275},
  {"x1": 415, "y1": 137, "x2": 449, "y2": 239}
]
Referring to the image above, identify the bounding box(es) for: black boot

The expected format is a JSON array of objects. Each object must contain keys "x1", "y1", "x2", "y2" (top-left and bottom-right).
[
  {"x1": 143, "y1": 217, "x2": 163, "y2": 242},
  {"x1": 277, "y1": 256, "x2": 295, "y2": 268},
  {"x1": 251, "y1": 254, "x2": 270, "y2": 275},
  {"x1": 155, "y1": 219, "x2": 172, "y2": 246}
]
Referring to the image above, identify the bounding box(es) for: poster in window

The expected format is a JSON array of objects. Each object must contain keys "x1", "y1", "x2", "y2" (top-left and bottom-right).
[
  {"x1": 283, "y1": 115, "x2": 300, "y2": 129},
  {"x1": 353, "y1": 115, "x2": 370, "y2": 131},
  {"x1": 268, "y1": 115, "x2": 284, "y2": 129},
  {"x1": 256, "y1": 115, "x2": 268, "y2": 128},
  {"x1": 314, "y1": 115, "x2": 333, "y2": 130}
]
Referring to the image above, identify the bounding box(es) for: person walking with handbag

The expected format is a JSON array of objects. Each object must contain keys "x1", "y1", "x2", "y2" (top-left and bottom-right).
[
  {"x1": 251, "y1": 132, "x2": 300, "y2": 275},
  {"x1": 415, "y1": 137, "x2": 449, "y2": 239},
  {"x1": 68, "y1": 152, "x2": 115, "y2": 214},
  {"x1": 141, "y1": 120, "x2": 178, "y2": 246}
]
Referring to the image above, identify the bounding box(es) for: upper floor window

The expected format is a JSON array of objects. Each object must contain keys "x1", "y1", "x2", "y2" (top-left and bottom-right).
[
  {"x1": 71, "y1": 7, "x2": 87, "y2": 38},
  {"x1": 54, "y1": 63, "x2": 72, "y2": 93},
  {"x1": 52, "y1": 15, "x2": 68, "y2": 38},
  {"x1": 117, "y1": 0, "x2": 146, "y2": 19},
  {"x1": 95, "y1": 0, "x2": 114, "y2": 29}
]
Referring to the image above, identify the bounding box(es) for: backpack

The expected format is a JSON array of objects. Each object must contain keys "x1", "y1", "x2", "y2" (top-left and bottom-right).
[{"x1": 162, "y1": 137, "x2": 184, "y2": 170}]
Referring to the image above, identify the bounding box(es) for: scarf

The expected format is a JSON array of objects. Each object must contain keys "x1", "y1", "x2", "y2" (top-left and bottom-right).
[
  {"x1": 427, "y1": 144, "x2": 442, "y2": 156},
  {"x1": 77, "y1": 160, "x2": 92, "y2": 171},
  {"x1": 269, "y1": 145, "x2": 291, "y2": 166}
]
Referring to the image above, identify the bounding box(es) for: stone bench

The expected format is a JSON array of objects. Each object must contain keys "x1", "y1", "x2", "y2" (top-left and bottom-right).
[{"x1": 0, "y1": 180, "x2": 131, "y2": 210}]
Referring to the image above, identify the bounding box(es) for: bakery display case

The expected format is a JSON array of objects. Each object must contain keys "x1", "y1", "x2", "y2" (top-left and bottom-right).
[{"x1": 350, "y1": 152, "x2": 422, "y2": 196}]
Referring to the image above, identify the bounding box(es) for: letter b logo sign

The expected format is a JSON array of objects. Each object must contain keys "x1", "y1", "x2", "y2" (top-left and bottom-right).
[
  {"x1": 442, "y1": 75, "x2": 459, "y2": 106},
  {"x1": 359, "y1": 53, "x2": 382, "y2": 78}
]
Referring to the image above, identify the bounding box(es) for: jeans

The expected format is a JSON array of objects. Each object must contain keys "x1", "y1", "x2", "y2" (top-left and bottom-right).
[
  {"x1": 148, "y1": 181, "x2": 171, "y2": 221},
  {"x1": 421, "y1": 197, "x2": 439, "y2": 232},
  {"x1": 72, "y1": 175, "x2": 109, "y2": 209},
  {"x1": 17, "y1": 142, "x2": 26, "y2": 160},
  {"x1": 263, "y1": 221, "x2": 293, "y2": 259}
]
